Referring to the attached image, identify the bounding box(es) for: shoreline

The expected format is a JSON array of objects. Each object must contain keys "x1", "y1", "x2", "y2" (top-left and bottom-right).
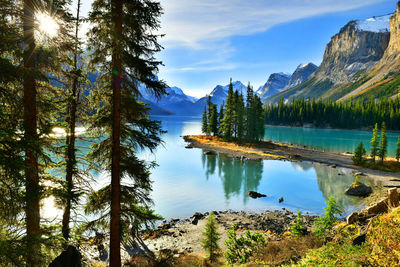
[
  {"x1": 264, "y1": 123, "x2": 400, "y2": 133},
  {"x1": 183, "y1": 135, "x2": 400, "y2": 191}
]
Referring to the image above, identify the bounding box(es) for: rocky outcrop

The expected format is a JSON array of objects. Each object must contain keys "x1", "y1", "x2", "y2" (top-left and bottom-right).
[{"x1": 314, "y1": 17, "x2": 390, "y2": 84}]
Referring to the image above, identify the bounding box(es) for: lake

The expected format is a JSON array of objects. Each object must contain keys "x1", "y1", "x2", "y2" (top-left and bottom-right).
[
  {"x1": 132, "y1": 116, "x2": 385, "y2": 220},
  {"x1": 44, "y1": 117, "x2": 389, "y2": 221}
]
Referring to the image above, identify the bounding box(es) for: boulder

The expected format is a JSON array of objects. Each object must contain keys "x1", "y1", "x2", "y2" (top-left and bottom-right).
[
  {"x1": 352, "y1": 234, "x2": 366, "y2": 246},
  {"x1": 388, "y1": 188, "x2": 399, "y2": 207},
  {"x1": 345, "y1": 183, "x2": 372, "y2": 197},
  {"x1": 364, "y1": 199, "x2": 388, "y2": 215},
  {"x1": 191, "y1": 212, "x2": 204, "y2": 225},
  {"x1": 203, "y1": 150, "x2": 216, "y2": 155},
  {"x1": 346, "y1": 212, "x2": 359, "y2": 224},
  {"x1": 185, "y1": 145, "x2": 193, "y2": 149},
  {"x1": 49, "y1": 246, "x2": 82, "y2": 267},
  {"x1": 248, "y1": 191, "x2": 267, "y2": 198}
]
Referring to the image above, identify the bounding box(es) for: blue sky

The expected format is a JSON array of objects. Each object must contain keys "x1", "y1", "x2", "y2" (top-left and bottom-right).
[{"x1": 76, "y1": 0, "x2": 397, "y2": 98}]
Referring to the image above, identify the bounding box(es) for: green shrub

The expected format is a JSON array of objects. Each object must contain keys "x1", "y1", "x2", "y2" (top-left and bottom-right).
[
  {"x1": 223, "y1": 223, "x2": 265, "y2": 264},
  {"x1": 313, "y1": 197, "x2": 341, "y2": 239},
  {"x1": 291, "y1": 210, "x2": 306, "y2": 237}
]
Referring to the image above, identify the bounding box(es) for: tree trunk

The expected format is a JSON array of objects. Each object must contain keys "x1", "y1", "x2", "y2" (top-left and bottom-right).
[
  {"x1": 23, "y1": 0, "x2": 41, "y2": 265},
  {"x1": 110, "y1": 0, "x2": 123, "y2": 265},
  {"x1": 62, "y1": 0, "x2": 81, "y2": 242}
]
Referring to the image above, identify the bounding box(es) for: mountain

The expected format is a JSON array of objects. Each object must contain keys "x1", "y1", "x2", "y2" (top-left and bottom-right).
[
  {"x1": 267, "y1": 13, "x2": 392, "y2": 103},
  {"x1": 287, "y1": 63, "x2": 318, "y2": 89},
  {"x1": 256, "y1": 73, "x2": 291, "y2": 100},
  {"x1": 194, "y1": 81, "x2": 247, "y2": 112},
  {"x1": 336, "y1": 5, "x2": 400, "y2": 100},
  {"x1": 140, "y1": 86, "x2": 198, "y2": 115}
]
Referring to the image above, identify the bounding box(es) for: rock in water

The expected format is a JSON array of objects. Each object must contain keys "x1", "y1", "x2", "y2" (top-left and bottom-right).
[
  {"x1": 49, "y1": 246, "x2": 82, "y2": 267},
  {"x1": 248, "y1": 191, "x2": 267, "y2": 198},
  {"x1": 345, "y1": 183, "x2": 372, "y2": 197},
  {"x1": 279, "y1": 197, "x2": 284, "y2": 203}
]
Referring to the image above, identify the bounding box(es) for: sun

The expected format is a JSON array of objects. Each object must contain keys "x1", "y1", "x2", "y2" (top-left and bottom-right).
[{"x1": 36, "y1": 12, "x2": 59, "y2": 38}]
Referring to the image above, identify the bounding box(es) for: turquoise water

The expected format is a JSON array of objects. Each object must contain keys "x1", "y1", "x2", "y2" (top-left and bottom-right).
[
  {"x1": 136, "y1": 116, "x2": 379, "y2": 220},
  {"x1": 265, "y1": 125, "x2": 399, "y2": 156}
]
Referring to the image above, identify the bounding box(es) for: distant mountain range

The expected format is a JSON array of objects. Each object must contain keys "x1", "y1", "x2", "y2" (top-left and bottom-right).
[{"x1": 145, "y1": 2, "x2": 400, "y2": 115}]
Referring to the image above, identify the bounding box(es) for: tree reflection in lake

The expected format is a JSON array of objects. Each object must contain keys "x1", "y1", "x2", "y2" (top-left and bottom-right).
[{"x1": 203, "y1": 152, "x2": 264, "y2": 203}]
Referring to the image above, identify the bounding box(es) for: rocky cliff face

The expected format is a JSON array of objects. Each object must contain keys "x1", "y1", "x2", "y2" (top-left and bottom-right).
[
  {"x1": 287, "y1": 63, "x2": 317, "y2": 89},
  {"x1": 383, "y1": 2, "x2": 400, "y2": 58},
  {"x1": 314, "y1": 16, "x2": 390, "y2": 84},
  {"x1": 257, "y1": 73, "x2": 291, "y2": 100}
]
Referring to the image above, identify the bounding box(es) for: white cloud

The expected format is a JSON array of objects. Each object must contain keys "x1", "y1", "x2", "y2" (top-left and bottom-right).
[{"x1": 159, "y1": 0, "x2": 385, "y2": 48}]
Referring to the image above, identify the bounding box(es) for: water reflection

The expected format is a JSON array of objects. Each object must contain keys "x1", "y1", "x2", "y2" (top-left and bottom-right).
[{"x1": 202, "y1": 153, "x2": 264, "y2": 203}]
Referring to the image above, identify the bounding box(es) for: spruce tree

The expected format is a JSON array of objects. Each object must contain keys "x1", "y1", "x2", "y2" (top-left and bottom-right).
[
  {"x1": 87, "y1": 0, "x2": 166, "y2": 265},
  {"x1": 370, "y1": 123, "x2": 379, "y2": 163},
  {"x1": 220, "y1": 79, "x2": 234, "y2": 139},
  {"x1": 352, "y1": 142, "x2": 366, "y2": 165},
  {"x1": 201, "y1": 211, "x2": 221, "y2": 262},
  {"x1": 379, "y1": 122, "x2": 387, "y2": 163},
  {"x1": 209, "y1": 104, "x2": 219, "y2": 136},
  {"x1": 396, "y1": 137, "x2": 400, "y2": 162},
  {"x1": 236, "y1": 94, "x2": 246, "y2": 140},
  {"x1": 202, "y1": 106, "x2": 208, "y2": 135}
]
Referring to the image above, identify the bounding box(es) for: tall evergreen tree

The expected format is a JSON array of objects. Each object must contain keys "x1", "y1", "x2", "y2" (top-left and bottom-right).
[
  {"x1": 236, "y1": 94, "x2": 246, "y2": 140},
  {"x1": 202, "y1": 106, "x2": 208, "y2": 135},
  {"x1": 87, "y1": 0, "x2": 166, "y2": 265},
  {"x1": 62, "y1": 0, "x2": 84, "y2": 242},
  {"x1": 209, "y1": 104, "x2": 219, "y2": 136},
  {"x1": 23, "y1": 0, "x2": 41, "y2": 264},
  {"x1": 370, "y1": 123, "x2": 379, "y2": 163},
  {"x1": 220, "y1": 79, "x2": 234, "y2": 139},
  {"x1": 379, "y1": 122, "x2": 387, "y2": 163}
]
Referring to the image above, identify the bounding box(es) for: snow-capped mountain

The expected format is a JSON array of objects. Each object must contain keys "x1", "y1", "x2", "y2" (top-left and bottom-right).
[
  {"x1": 194, "y1": 81, "x2": 247, "y2": 111},
  {"x1": 256, "y1": 73, "x2": 291, "y2": 100},
  {"x1": 355, "y1": 14, "x2": 391, "y2": 33},
  {"x1": 286, "y1": 63, "x2": 318, "y2": 89},
  {"x1": 139, "y1": 86, "x2": 198, "y2": 115}
]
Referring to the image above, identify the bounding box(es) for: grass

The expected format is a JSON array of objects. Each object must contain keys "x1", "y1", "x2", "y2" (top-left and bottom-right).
[
  {"x1": 298, "y1": 207, "x2": 400, "y2": 266},
  {"x1": 361, "y1": 160, "x2": 400, "y2": 172}
]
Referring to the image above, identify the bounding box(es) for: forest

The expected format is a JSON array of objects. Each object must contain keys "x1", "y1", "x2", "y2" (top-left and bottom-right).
[
  {"x1": 265, "y1": 97, "x2": 400, "y2": 130},
  {"x1": 201, "y1": 81, "x2": 265, "y2": 142},
  {"x1": 0, "y1": 0, "x2": 166, "y2": 265}
]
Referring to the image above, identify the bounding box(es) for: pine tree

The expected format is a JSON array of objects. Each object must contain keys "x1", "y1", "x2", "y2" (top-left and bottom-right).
[
  {"x1": 23, "y1": 1, "x2": 41, "y2": 264},
  {"x1": 202, "y1": 106, "x2": 208, "y2": 135},
  {"x1": 379, "y1": 122, "x2": 387, "y2": 163},
  {"x1": 201, "y1": 211, "x2": 221, "y2": 262},
  {"x1": 87, "y1": 0, "x2": 166, "y2": 265},
  {"x1": 396, "y1": 137, "x2": 400, "y2": 162},
  {"x1": 220, "y1": 79, "x2": 234, "y2": 139},
  {"x1": 209, "y1": 104, "x2": 219, "y2": 136},
  {"x1": 370, "y1": 123, "x2": 379, "y2": 163},
  {"x1": 236, "y1": 94, "x2": 246, "y2": 140},
  {"x1": 352, "y1": 142, "x2": 366, "y2": 165},
  {"x1": 62, "y1": 0, "x2": 84, "y2": 242}
]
